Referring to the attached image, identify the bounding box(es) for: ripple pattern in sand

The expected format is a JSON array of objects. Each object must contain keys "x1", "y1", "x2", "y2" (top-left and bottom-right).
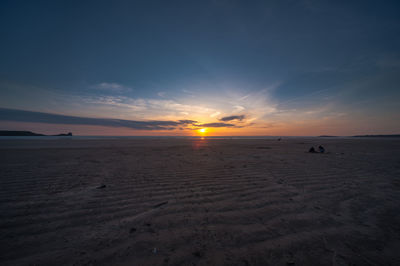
[{"x1": 1, "y1": 139, "x2": 400, "y2": 265}]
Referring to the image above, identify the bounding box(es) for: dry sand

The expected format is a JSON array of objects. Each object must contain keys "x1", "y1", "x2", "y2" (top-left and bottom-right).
[{"x1": 0, "y1": 138, "x2": 399, "y2": 265}]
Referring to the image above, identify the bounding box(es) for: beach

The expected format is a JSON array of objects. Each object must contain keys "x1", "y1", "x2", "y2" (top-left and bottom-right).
[{"x1": 0, "y1": 137, "x2": 399, "y2": 265}]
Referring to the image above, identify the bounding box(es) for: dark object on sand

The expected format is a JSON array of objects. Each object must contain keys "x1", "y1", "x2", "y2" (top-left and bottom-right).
[
  {"x1": 278, "y1": 138, "x2": 281, "y2": 141},
  {"x1": 319, "y1": 145, "x2": 325, "y2": 153},
  {"x1": 192, "y1": 251, "x2": 203, "y2": 258},
  {"x1": 309, "y1": 147, "x2": 316, "y2": 153},
  {"x1": 97, "y1": 184, "x2": 106, "y2": 189},
  {"x1": 153, "y1": 201, "x2": 168, "y2": 208}
]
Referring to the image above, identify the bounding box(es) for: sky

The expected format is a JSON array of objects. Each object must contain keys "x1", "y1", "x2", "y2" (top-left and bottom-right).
[{"x1": 0, "y1": 0, "x2": 399, "y2": 136}]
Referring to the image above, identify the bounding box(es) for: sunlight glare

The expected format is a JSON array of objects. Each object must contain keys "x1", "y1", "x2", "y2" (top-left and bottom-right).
[{"x1": 198, "y1": 128, "x2": 207, "y2": 134}]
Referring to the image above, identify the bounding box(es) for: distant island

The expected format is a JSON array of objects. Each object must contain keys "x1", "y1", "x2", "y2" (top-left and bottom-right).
[
  {"x1": 0, "y1": 130, "x2": 72, "y2": 136},
  {"x1": 318, "y1": 135, "x2": 400, "y2": 138},
  {"x1": 352, "y1": 134, "x2": 400, "y2": 138}
]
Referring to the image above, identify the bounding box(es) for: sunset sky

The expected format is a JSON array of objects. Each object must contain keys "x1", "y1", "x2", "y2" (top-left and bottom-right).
[{"x1": 1, "y1": 0, "x2": 399, "y2": 136}]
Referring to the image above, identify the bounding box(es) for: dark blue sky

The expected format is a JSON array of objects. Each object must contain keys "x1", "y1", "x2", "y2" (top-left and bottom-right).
[{"x1": 0, "y1": 0, "x2": 399, "y2": 135}]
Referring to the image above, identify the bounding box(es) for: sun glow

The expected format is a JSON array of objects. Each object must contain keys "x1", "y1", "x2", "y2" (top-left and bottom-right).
[{"x1": 198, "y1": 128, "x2": 207, "y2": 134}]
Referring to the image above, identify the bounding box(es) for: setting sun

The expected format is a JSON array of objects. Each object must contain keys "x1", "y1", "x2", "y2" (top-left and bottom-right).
[{"x1": 198, "y1": 128, "x2": 207, "y2": 134}]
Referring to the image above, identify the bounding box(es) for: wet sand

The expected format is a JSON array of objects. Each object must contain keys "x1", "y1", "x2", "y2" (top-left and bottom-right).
[{"x1": 0, "y1": 138, "x2": 399, "y2": 265}]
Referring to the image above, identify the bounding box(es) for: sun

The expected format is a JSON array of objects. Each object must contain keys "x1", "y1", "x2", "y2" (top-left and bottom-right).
[{"x1": 198, "y1": 128, "x2": 207, "y2": 134}]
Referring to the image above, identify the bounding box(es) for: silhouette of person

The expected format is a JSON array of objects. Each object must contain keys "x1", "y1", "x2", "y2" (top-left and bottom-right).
[
  {"x1": 318, "y1": 145, "x2": 325, "y2": 153},
  {"x1": 309, "y1": 147, "x2": 316, "y2": 153}
]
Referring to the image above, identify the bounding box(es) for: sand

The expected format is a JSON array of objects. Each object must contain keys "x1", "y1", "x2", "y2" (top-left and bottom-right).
[{"x1": 0, "y1": 137, "x2": 399, "y2": 265}]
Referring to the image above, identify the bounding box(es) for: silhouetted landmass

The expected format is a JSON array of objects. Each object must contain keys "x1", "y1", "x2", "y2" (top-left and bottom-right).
[
  {"x1": 0, "y1": 131, "x2": 45, "y2": 136},
  {"x1": 54, "y1": 132, "x2": 73, "y2": 136},
  {"x1": 318, "y1": 135, "x2": 338, "y2": 137},
  {"x1": 352, "y1": 134, "x2": 400, "y2": 138},
  {"x1": 0, "y1": 130, "x2": 72, "y2": 136}
]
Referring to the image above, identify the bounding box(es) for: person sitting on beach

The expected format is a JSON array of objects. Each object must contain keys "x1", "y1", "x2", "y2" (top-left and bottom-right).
[
  {"x1": 309, "y1": 147, "x2": 316, "y2": 153},
  {"x1": 318, "y1": 145, "x2": 325, "y2": 153}
]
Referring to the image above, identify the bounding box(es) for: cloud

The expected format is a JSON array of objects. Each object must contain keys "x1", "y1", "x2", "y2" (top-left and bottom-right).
[
  {"x1": 0, "y1": 108, "x2": 196, "y2": 131},
  {"x1": 157, "y1": 91, "x2": 166, "y2": 97},
  {"x1": 0, "y1": 81, "x2": 279, "y2": 132},
  {"x1": 219, "y1": 115, "x2": 245, "y2": 122},
  {"x1": 182, "y1": 89, "x2": 194, "y2": 94},
  {"x1": 197, "y1": 122, "x2": 235, "y2": 128},
  {"x1": 179, "y1": 119, "x2": 198, "y2": 124},
  {"x1": 210, "y1": 111, "x2": 221, "y2": 118},
  {"x1": 233, "y1": 105, "x2": 245, "y2": 112},
  {"x1": 93, "y1": 82, "x2": 132, "y2": 93}
]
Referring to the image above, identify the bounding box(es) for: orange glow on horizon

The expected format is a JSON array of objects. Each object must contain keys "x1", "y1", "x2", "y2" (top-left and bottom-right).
[
  {"x1": 197, "y1": 128, "x2": 208, "y2": 136},
  {"x1": 4, "y1": 117, "x2": 396, "y2": 137}
]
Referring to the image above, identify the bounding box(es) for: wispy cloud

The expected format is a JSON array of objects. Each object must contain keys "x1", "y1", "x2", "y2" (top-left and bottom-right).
[
  {"x1": 157, "y1": 91, "x2": 166, "y2": 97},
  {"x1": 5, "y1": 79, "x2": 380, "y2": 135},
  {"x1": 92, "y1": 82, "x2": 132, "y2": 93},
  {"x1": 0, "y1": 107, "x2": 254, "y2": 131},
  {"x1": 210, "y1": 111, "x2": 221, "y2": 118},
  {"x1": 81, "y1": 95, "x2": 220, "y2": 121},
  {"x1": 233, "y1": 105, "x2": 245, "y2": 112},
  {"x1": 197, "y1": 122, "x2": 235, "y2": 128},
  {"x1": 219, "y1": 115, "x2": 245, "y2": 122},
  {"x1": 0, "y1": 108, "x2": 196, "y2": 130},
  {"x1": 178, "y1": 119, "x2": 198, "y2": 124}
]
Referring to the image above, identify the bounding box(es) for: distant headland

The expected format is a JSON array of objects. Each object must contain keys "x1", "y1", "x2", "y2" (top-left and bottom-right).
[
  {"x1": 318, "y1": 135, "x2": 400, "y2": 138},
  {"x1": 0, "y1": 130, "x2": 72, "y2": 136},
  {"x1": 352, "y1": 134, "x2": 400, "y2": 138}
]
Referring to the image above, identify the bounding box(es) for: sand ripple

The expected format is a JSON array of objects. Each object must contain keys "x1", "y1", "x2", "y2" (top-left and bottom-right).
[{"x1": 1, "y1": 138, "x2": 400, "y2": 265}]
